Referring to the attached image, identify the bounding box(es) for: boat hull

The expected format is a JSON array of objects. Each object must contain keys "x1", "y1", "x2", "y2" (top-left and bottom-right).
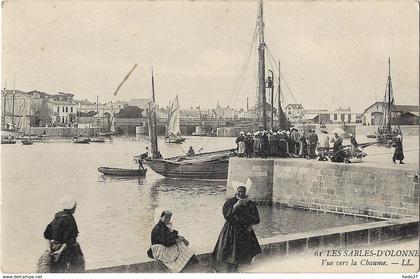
[
  {"x1": 164, "y1": 137, "x2": 186, "y2": 144},
  {"x1": 1, "y1": 139, "x2": 16, "y2": 144},
  {"x1": 98, "y1": 167, "x2": 147, "y2": 176},
  {"x1": 144, "y1": 159, "x2": 229, "y2": 179},
  {"x1": 73, "y1": 137, "x2": 90, "y2": 144}
]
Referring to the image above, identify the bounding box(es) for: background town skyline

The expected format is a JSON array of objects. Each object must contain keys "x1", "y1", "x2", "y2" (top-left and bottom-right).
[{"x1": 2, "y1": 1, "x2": 419, "y2": 112}]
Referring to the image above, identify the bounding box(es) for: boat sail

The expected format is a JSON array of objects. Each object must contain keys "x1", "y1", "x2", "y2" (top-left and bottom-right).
[
  {"x1": 164, "y1": 95, "x2": 185, "y2": 143},
  {"x1": 375, "y1": 58, "x2": 402, "y2": 144}
]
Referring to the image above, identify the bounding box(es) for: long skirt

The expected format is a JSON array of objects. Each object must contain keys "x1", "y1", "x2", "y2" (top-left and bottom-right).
[
  {"x1": 151, "y1": 242, "x2": 195, "y2": 273},
  {"x1": 37, "y1": 242, "x2": 85, "y2": 273},
  {"x1": 238, "y1": 142, "x2": 245, "y2": 155}
]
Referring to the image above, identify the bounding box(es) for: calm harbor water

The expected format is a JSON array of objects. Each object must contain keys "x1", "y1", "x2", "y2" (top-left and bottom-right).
[{"x1": 1, "y1": 135, "x2": 417, "y2": 272}]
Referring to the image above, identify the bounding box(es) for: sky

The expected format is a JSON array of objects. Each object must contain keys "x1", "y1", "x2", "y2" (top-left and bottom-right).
[{"x1": 2, "y1": 0, "x2": 419, "y2": 112}]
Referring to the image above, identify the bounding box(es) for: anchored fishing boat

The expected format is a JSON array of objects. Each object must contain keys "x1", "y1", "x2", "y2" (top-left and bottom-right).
[
  {"x1": 375, "y1": 58, "x2": 402, "y2": 145},
  {"x1": 137, "y1": 149, "x2": 235, "y2": 179},
  {"x1": 139, "y1": 0, "x2": 290, "y2": 179}
]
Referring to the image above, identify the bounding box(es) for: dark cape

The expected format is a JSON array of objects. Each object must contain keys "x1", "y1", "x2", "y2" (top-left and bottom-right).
[
  {"x1": 331, "y1": 137, "x2": 345, "y2": 163},
  {"x1": 43, "y1": 210, "x2": 85, "y2": 273},
  {"x1": 212, "y1": 197, "x2": 261, "y2": 265},
  {"x1": 392, "y1": 139, "x2": 404, "y2": 161}
]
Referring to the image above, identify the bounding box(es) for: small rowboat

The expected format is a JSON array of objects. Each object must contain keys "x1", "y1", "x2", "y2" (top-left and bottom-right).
[
  {"x1": 90, "y1": 137, "x2": 106, "y2": 143},
  {"x1": 73, "y1": 137, "x2": 90, "y2": 144},
  {"x1": 22, "y1": 139, "x2": 34, "y2": 145},
  {"x1": 98, "y1": 167, "x2": 147, "y2": 176}
]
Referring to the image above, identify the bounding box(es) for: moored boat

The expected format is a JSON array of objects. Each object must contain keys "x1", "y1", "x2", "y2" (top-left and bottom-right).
[
  {"x1": 98, "y1": 167, "x2": 147, "y2": 176},
  {"x1": 141, "y1": 149, "x2": 235, "y2": 179},
  {"x1": 73, "y1": 137, "x2": 90, "y2": 144},
  {"x1": 375, "y1": 58, "x2": 402, "y2": 145},
  {"x1": 1, "y1": 138, "x2": 17, "y2": 144},
  {"x1": 22, "y1": 139, "x2": 34, "y2": 145},
  {"x1": 90, "y1": 136, "x2": 106, "y2": 143}
]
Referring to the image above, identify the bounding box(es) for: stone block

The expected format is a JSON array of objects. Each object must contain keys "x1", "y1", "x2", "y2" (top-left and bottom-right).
[
  {"x1": 381, "y1": 225, "x2": 402, "y2": 241},
  {"x1": 326, "y1": 189, "x2": 335, "y2": 195},
  {"x1": 352, "y1": 176, "x2": 364, "y2": 185},
  {"x1": 322, "y1": 233, "x2": 342, "y2": 247},
  {"x1": 414, "y1": 183, "x2": 420, "y2": 191},
  {"x1": 410, "y1": 190, "x2": 420, "y2": 198},
  {"x1": 288, "y1": 238, "x2": 307, "y2": 254},
  {"x1": 308, "y1": 236, "x2": 321, "y2": 250},
  {"x1": 344, "y1": 229, "x2": 369, "y2": 246},
  {"x1": 403, "y1": 196, "x2": 419, "y2": 204}
]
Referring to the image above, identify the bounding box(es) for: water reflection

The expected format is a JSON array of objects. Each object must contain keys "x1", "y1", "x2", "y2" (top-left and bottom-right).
[{"x1": 2, "y1": 137, "x2": 408, "y2": 272}]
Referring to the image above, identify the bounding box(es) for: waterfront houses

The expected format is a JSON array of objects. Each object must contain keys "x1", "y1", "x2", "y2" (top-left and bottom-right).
[
  {"x1": 303, "y1": 107, "x2": 360, "y2": 124},
  {"x1": 360, "y1": 101, "x2": 420, "y2": 126}
]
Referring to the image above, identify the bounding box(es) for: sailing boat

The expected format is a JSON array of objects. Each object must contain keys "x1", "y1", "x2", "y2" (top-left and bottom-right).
[
  {"x1": 140, "y1": 0, "x2": 278, "y2": 179},
  {"x1": 375, "y1": 58, "x2": 402, "y2": 145},
  {"x1": 90, "y1": 96, "x2": 106, "y2": 142},
  {"x1": 164, "y1": 95, "x2": 185, "y2": 143}
]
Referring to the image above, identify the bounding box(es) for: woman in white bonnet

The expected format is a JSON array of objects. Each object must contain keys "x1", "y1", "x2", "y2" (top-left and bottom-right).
[{"x1": 40, "y1": 195, "x2": 85, "y2": 273}]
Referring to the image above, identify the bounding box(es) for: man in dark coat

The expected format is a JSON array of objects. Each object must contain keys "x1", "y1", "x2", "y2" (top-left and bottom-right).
[
  {"x1": 260, "y1": 131, "x2": 269, "y2": 158},
  {"x1": 212, "y1": 186, "x2": 261, "y2": 272},
  {"x1": 392, "y1": 135, "x2": 405, "y2": 164},
  {"x1": 307, "y1": 129, "x2": 318, "y2": 159},
  {"x1": 244, "y1": 133, "x2": 254, "y2": 158},
  {"x1": 42, "y1": 196, "x2": 85, "y2": 273}
]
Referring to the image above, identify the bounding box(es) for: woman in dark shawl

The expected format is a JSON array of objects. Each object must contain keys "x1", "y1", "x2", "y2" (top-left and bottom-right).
[
  {"x1": 212, "y1": 186, "x2": 261, "y2": 272},
  {"x1": 40, "y1": 196, "x2": 85, "y2": 273},
  {"x1": 331, "y1": 133, "x2": 345, "y2": 163}
]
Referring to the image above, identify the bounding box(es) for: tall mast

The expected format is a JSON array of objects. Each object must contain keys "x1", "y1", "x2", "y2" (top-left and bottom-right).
[
  {"x1": 11, "y1": 75, "x2": 15, "y2": 129},
  {"x1": 258, "y1": 0, "x2": 267, "y2": 130},
  {"x1": 278, "y1": 61, "x2": 282, "y2": 130},
  {"x1": 2, "y1": 87, "x2": 6, "y2": 130},
  {"x1": 150, "y1": 67, "x2": 158, "y2": 157},
  {"x1": 387, "y1": 57, "x2": 392, "y2": 131},
  {"x1": 96, "y1": 95, "x2": 99, "y2": 131}
]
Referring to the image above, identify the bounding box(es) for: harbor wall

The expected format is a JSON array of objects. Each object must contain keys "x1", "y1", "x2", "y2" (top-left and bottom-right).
[
  {"x1": 21, "y1": 127, "x2": 92, "y2": 137},
  {"x1": 88, "y1": 217, "x2": 419, "y2": 272},
  {"x1": 227, "y1": 158, "x2": 419, "y2": 219}
]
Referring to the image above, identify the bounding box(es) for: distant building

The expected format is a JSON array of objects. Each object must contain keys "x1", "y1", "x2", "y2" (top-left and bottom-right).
[
  {"x1": 1, "y1": 90, "x2": 43, "y2": 130},
  {"x1": 48, "y1": 99, "x2": 78, "y2": 124},
  {"x1": 303, "y1": 107, "x2": 360, "y2": 124},
  {"x1": 285, "y1": 104, "x2": 304, "y2": 123},
  {"x1": 361, "y1": 102, "x2": 419, "y2": 125}
]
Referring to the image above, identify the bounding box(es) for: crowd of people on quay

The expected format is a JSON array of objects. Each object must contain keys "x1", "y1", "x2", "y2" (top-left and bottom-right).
[
  {"x1": 234, "y1": 127, "x2": 356, "y2": 163},
  {"x1": 234, "y1": 127, "x2": 405, "y2": 164}
]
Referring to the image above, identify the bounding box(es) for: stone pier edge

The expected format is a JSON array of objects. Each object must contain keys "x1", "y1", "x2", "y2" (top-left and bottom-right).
[{"x1": 87, "y1": 217, "x2": 419, "y2": 273}]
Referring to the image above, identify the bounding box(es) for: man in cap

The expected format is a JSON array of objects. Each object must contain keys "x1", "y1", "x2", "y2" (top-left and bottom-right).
[
  {"x1": 212, "y1": 185, "x2": 261, "y2": 272},
  {"x1": 147, "y1": 210, "x2": 196, "y2": 272},
  {"x1": 41, "y1": 195, "x2": 85, "y2": 272},
  {"x1": 306, "y1": 129, "x2": 319, "y2": 159}
]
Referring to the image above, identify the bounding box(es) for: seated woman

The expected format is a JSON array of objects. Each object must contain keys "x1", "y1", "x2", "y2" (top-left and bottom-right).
[{"x1": 147, "y1": 211, "x2": 196, "y2": 273}]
